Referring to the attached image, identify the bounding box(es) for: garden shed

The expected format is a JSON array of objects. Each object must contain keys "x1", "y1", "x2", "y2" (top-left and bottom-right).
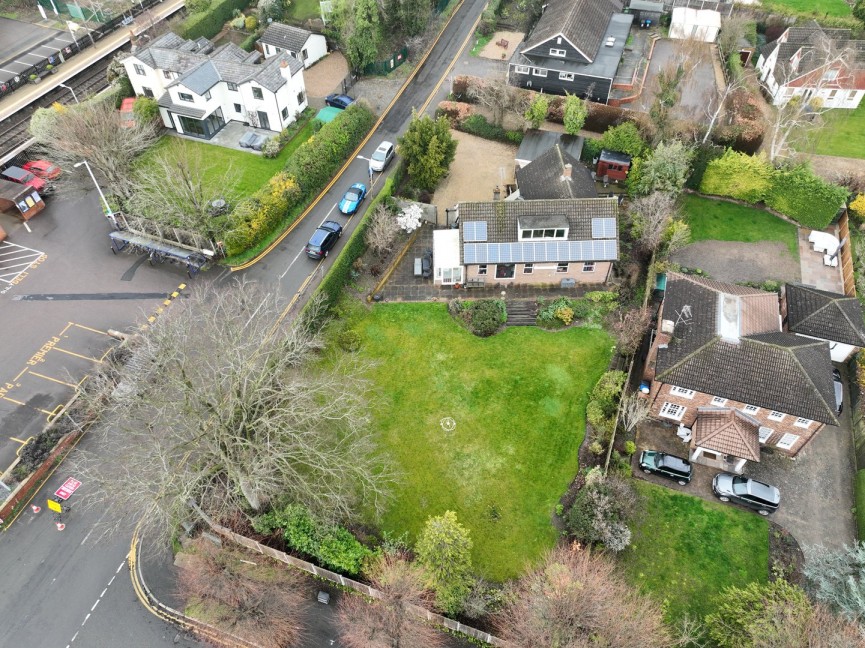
[
  {"x1": 669, "y1": 7, "x2": 720, "y2": 43},
  {"x1": 627, "y1": 0, "x2": 663, "y2": 27},
  {"x1": 596, "y1": 149, "x2": 631, "y2": 182}
]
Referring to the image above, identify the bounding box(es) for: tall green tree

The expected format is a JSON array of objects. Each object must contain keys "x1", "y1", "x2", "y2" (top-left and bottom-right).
[
  {"x1": 345, "y1": 0, "x2": 382, "y2": 71},
  {"x1": 398, "y1": 112, "x2": 457, "y2": 192},
  {"x1": 415, "y1": 511, "x2": 473, "y2": 615},
  {"x1": 633, "y1": 140, "x2": 693, "y2": 196},
  {"x1": 524, "y1": 93, "x2": 549, "y2": 129},
  {"x1": 599, "y1": 121, "x2": 646, "y2": 159},
  {"x1": 562, "y1": 93, "x2": 588, "y2": 135}
]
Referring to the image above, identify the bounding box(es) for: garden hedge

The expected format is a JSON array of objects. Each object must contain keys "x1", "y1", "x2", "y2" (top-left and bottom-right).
[
  {"x1": 700, "y1": 149, "x2": 848, "y2": 229},
  {"x1": 178, "y1": 0, "x2": 252, "y2": 40}
]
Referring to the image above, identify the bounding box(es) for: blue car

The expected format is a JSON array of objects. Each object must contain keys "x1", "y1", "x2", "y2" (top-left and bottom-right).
[
  {"x1": 325, "y1": 93, "x2": 355, "y2": 109},
  {"x1": 338, "y1": 182, "x2": 367, "y2": 215}
]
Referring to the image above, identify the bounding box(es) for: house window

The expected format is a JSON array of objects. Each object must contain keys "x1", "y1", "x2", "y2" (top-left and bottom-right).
[
  {"x1": 670, "y1": 386, "x2": 695, "y2": 399},
  {"x1": 178, "y1": 92, "x2": 194, "y2": 102},
  {"x1": 227, "y1": 82, "x2": 238, "y2": 91},
  {"x1": 252, "y1": 87, "x2": 263, "y2": 100},
  {"x1": 768, "y1": 411, "x2": 785, "y2": 422},
  {"x1": 133, "y1": 63, "x2": 145, "y2": 76},
  {"x1": 142, "y1": 87, "x2": 154, "y2": 97},
  {"x1": 549, "y1": 48, "x2": 566, "y2": 57},
  {"x1": 559, "y1": 72, "x2": 575, "y2": 81},
  {"x1": 556, "y1": 262, "x2": 568, "y2": 273},
  {"x1": 302, "y1": 49, "x2": 309, "y2": 61},
  {"x1": 742, "y1": 405, "x2": 760, "y2": 415},
  {"x1": 520, "y1": 228, "x2": 566, "y2": 240},
  {"x1": 532, "y1": 68, "x2": 548, "y2": 78},
  {"x1": 495, "y1": 264, "x2": 515, "y2": 279},
  {"x1": 850, "y1": 90, "x2": 859, "y2": 100},
  {"x1": 163, "y1": 70, "x2": 171, "y2": 80},
  {"x1": 659, "y1": 402, "x2": 686, "y2": 421},
  {"x1": 523, "y1": 263, "x2": 534, "y2": 274},
  {"x1": 234, "y1": 103, "x2": 242, "y2": 113},
  {"x1": 582, "y1": 262, "x2": 595, "y2": 273},
  {"x1": 204, "y1": 90, "x2": 211, "y2": 100},
  {"x1": 515, "y1": 65, "x2": 530, "y2": 75},
  {"x1": 758, "y1": 427, "x2": 774, "y2": 443},
  {"x1": 822, "y1": 68, "x2": 839, "y2": 81},
  {"x1": 477, "y1": 264, "x2": 488, "y2": 276},
  {"x1": 297, "y1": 90, "x2": 306, "y2": 105},
  {"x1": 711, "y1": 396, "x2": 728, "y2": 406},
  {"x1": 281, "y1": 107, "x2": 289, "y2": 120},
  {"x1": 794, "y1": 417, "x2": 812, "y2": 428},
  {"x1": 828, "y1": 89, "x2": 837, "y2": 99},
  {"x1": 776, "y1": 433, "x2": 800, "y2": 450}
]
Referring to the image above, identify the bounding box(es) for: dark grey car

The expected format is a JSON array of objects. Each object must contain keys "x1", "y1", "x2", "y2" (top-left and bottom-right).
[
  {"x1": 639, "y1": 450, "x2": 692, "y2": 485},
  {"x1": 712, "y1": 473, "x2": 780, "y2": 515}
]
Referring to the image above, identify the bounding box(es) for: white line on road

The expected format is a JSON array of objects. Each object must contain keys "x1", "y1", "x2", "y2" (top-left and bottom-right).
[
  {"x1": 81, "y1": 613, "x2": 90, "y2": 626},
  {"x1": 90, "y1": 599, "x2": 99, "y2": 612},
  {"x1": 108, "y1": 575, "x2": 115, "y2": 586},
  {"x1": 116, "y1": 561, "x2": 124, "y2": 573},
  {"x1": 71, "y1": 630, "x2": 78, "y2": 642},
  {"x1": 279, "y1": 248, "x2": 307, "y2": 280},
  {"x1": 101, "y1": 588, "x2": 107, "y2": 597}
]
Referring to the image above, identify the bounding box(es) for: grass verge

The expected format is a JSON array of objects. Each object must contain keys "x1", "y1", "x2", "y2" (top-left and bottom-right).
[
  {"x1": 682, "y1": 194, "x2": 799, "y2": 259},
  {"x1": 342, "y1": 302, "x2": 613, "y2": 580},
  {"x1": 470, "y1": 32, "x2": 493, "y2": 56},
  {"x1": 619, "y1": 480, "x2": 769, "y2": 622}
]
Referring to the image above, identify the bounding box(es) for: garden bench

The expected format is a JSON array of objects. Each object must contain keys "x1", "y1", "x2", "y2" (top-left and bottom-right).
[
  {"x1": 465, "y1": 279, "x2": 486, "y2": 289},
  {"x1": 497, "y1": 39, "x2": 509, "y2": 49}
]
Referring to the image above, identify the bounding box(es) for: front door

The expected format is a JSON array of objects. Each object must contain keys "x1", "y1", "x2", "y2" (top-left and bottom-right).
[{"x1": 257, "y1": 111, "x2": 270, "y2": 130}]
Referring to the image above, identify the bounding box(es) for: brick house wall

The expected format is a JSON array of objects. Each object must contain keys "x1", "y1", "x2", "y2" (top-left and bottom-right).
[
  {"x1": 464, "y1": 261, "x2": 612, "y2": 285},
  {"x1": 646, "y1": 381, "x2": 823, "y2": 458}
]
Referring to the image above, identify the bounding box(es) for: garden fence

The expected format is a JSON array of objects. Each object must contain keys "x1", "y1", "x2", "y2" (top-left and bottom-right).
[{"x1": 362, "y1": 46, "x2": 409, "y2": 76}]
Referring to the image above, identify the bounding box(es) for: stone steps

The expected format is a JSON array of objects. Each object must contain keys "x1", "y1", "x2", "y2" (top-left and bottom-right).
[{"x1": 506, "y1": 300, "x2": 537, "y2": 326}]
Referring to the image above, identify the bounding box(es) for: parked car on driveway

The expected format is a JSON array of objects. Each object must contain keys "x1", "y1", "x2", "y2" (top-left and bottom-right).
[
  {"x1": 639, "y1": 450, "x2": 692, "y2": 485},
  {"x1": 338, "y1": 182, "x2": 367, "y2": 215},
  {"x1": 23, "y1": 160, "x2": 61, "y2": 180},
  {"x1": 712, "y1": 473, "x2": 780, "y2": 515},
  {"x1": 305, "y1": 221, "x2": 343, "y2": 259},
  {"x1": 1, "y1": 166, "x2": 46, "y2": 192},
  {"x1": 833, "y1": 368, "x2": 843, "y2": 415},
  {"x1": 369, "y1": 141, "x2": 395, "y2": 172},
  {"x1": 325, "y1": 94, "x2": 355, "y2": 109}
]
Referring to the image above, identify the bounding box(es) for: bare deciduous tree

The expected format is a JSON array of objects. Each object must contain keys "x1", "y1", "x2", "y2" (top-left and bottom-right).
[
  {"x1": 68, "y1": 281, "x2": 392, "y2": 545},
  {"x1": 336, "y1": 554, "x2": 446, "y2": 648},
  {"x1": 628, "y1": 191, "x2": 678, "y2": 254},
  {"x1": 718, "y1": 15, "x2": 749, "y2": 62},
  {"x1": 702, "y1": 73, "x2": 749, "y2": 145},
  {"x1": 365, "y1": 204, "x2": 401, "y2": 258},
  {"x1": 618, "y1": 392, "x2": 650, "y2": 435},
  {"x1": 496, "y1": 543, "x2": 672, "y2": 648},
  {"x1": 128, "y1": 146, "x2": 240, "y2": 234},
  {"x1": 614, "y1": 308, "x2": 651, "y2": 356},
  {"x1": 467, "y1": 75, "x2": 528, "y2": 127},
  {"x1": 177, "y1": 537, "x2": 305, "y2": 647},
  {"x1": 29, "y1": 99, "x2": 160, "y2": 201}
]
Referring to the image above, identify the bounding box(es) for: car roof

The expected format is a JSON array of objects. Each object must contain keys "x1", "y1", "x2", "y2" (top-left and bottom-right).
[
  {"x1": 658, "y1": 453, "x2": 690, "y2": 472},
  {"x1": 349, "y1": 183, "x2": 365, "y2": 191},
  {"x1": 743, "y1": 478, "x2": 780, "y2": 503},
  {"x1": 321, "y1": 221, "x2": 341, "y2": 232},
  {"x1": 2, "y1": 167, "x2": 27, "y2": 178},
  {"x1": 376, "y1": 141, "x2": 393, "y2": 150}
]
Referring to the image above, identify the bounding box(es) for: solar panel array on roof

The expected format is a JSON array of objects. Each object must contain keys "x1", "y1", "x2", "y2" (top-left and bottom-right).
[
  {"x1": 463, "y1": 240, "x2": 617, "y2": 264},
  {"x1": 463, "y1": 221, "x2": 488, "y2": 242},
  {"x1": 591, "y1": 217, "x2": 616, "y2": 239}
]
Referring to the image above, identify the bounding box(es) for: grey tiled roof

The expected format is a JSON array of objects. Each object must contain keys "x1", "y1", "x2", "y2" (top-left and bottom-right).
[
  {"x1": 523, "y1": 0, "x2": 624, "y2": 62},
  {"x1": 260, "y1": 22, "x2": 313, "y2": 52},
  {"x1": 516, "y1": 130, "x2": 584, "y2": 163},
  {"x1": 516, "y1": 145, "x2": 597, "y2": 200},
  {"x1": 761, "y1": 23, "x2": 864, "y2": 81},
  {"x1": 656, "y1": 274, "x2": 838, "y2": 425},
  {"x1": 176, "y1": 60, "x2": 221, "y2": 95},
  {"x1": 786, "y1": 283, "x2": 865, "y2": 347}
]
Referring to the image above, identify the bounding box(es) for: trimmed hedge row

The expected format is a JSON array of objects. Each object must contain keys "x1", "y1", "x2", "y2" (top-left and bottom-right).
[
  {"x1": 223, "y1": 104, "x2": 376, "y2": 257},
  {"x1": 178, "y1": 0, "x2": 252, "y2": 40},
  {"x1": 700, "y1": 149, "x2": 849, "y2": 230},
  {"x1": 456, "y1": 114, "x2": 522, "y2": 144}
]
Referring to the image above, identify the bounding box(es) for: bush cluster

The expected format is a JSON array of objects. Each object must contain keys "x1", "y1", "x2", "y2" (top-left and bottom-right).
[
  {"x1": 224, "y1": 172, "x2": 301, "y2": 256},
  {"x1": 456, "y1": 114, "x2": 523, "y2": 144},
  {"x1": 700, "y1": 149, "x2": 849, "y2": 229},
  {"x1": 586, "y1": 370, "x2": 626, "y2": 444},
  {"x1": 564, "y1": 468, "x2": 636, "y2": 552},
  {"x1": 450, "y1": 299, "x2": 507, "y2": 336},
  {"x1": 178, "y1": 0, "x2": 252, "y2": 40},
  {"x1": 254, "y1": 504, "x2": 372, "y2": 576}
]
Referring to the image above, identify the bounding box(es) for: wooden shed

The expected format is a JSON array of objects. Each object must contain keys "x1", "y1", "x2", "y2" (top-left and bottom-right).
[
  {"x1": 0, "y1": 178, "x2": 45, "y2": 220},
  {"x1": 596, "y1": 149, "x2": 632, "y2": 182}
]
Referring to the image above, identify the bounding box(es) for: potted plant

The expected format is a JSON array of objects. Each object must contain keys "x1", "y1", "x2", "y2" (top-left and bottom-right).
[{"x1": 29, "y1": 73, "x2": 39, "y2": 83}]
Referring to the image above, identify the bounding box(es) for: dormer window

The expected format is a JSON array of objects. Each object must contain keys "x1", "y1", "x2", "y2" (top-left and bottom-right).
[
  {"x1": 519, "y1": 228, "x2": 566, "y2": 240},
  {"x1": 822, "y1": 68, "x2": 839, "y2": 81},
  {"x1": 517, "y1": 216, "x2": 568, "y2": 241},
  {"x1": 549, "y1": 48, "x2": 566, "y2": 57}
]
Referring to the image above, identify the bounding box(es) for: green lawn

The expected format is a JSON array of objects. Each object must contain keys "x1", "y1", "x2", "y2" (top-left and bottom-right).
[
  {"x1": 761, "y1": 0, "x2": 850, "y2": 16},
  {"x1": 350, "y1": 302, "x2": 613, "y2": 580},
  {"x1": 286, "y1": 0, "x2": 321, "y2": 22},
  {"x1": 619, "y1": 481, "x2": 769, "y2": 622},
  {"x1": 810, "y1": 103, "x2": 865, "y2": 160},
  {"x1": 682, "y1": 194, "x2": 800, "y2": 258}
]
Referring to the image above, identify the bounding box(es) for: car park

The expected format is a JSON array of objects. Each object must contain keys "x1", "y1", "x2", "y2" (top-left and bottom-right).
[
  {"x1": 712, "y1": 473, "x2": 780, "y2": 515},
  {"x1": 325, "y1": 94, "x2": 355, "y2": 109},
  {"x1": 639, "y1": 450, "x2": 692, "y2": 485},
  {"x1": 305, "y1": 221, "x2": 343, "y2": 259},
  {"x1": 1, "y1": 166, "x2": 46, "y2": 192},
  {"x1": 369, "y1": 141, "x2": 395, "y2": 172},
  {"x1": 833, "y1": 368, "x2": 843, "y2": 415},
  {"x1": 338, "y1": 182, "x2": 367, "y2": 215},
  {"x1": 22, "y1": 160, "x2": 61, "y2": 180}
]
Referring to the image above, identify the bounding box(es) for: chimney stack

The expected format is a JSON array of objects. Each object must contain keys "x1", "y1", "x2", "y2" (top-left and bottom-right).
[{"x1": 562, "y1": 163, "x2": 572, "y2": 179}]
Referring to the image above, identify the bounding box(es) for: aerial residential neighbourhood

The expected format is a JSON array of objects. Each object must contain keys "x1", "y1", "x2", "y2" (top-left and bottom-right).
[{"x1": 3, "y1": 0, "x2": 865, "y2": 644}]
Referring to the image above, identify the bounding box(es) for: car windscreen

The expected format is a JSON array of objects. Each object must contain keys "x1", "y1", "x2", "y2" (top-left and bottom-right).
[
  {"x1": 659, "y1": 456, "x2": 688, "y2": 472},
  {"x1": 372, "y1": 150, "x2": 386, "y2": 161},
  {"x1": 345, "y1": 190, "x2": 360, "y2": 200}
]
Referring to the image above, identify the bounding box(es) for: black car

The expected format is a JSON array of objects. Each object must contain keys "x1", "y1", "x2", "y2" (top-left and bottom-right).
[
  {"x1": 712, "y1": 473, "x2": 780, "y2": 516},
  {"x1": 639, "y1": 450, "x2": 692, "y2": 485},
  {"x1": 305, "y1": 221, "x2": 343, "y2": 259},
  {"x1": 325, "y1": 94, "x2": 355, "y2": 109},
  {"x1": 833, "y1": 368, "x2": 843, "y2": 415}
]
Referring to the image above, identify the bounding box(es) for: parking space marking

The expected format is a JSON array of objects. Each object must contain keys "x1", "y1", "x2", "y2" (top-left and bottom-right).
[
  {"x1": 51, "y1": 347, "x2": 101, "y2": 363},
  {"x1": 0, "y1": 242, "x2": 46, "y2": 291},
  {"x1": 28, "y1": 371, "x2": 76, "y2": 387}
]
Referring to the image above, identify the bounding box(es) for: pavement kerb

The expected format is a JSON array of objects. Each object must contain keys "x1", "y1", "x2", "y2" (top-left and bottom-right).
[
  {"x1": 368, "y1": 226, "x2": 423, "y2": 300},
  {"x1": 228, "y1": 0, "x2": 474, "y2": 272}
]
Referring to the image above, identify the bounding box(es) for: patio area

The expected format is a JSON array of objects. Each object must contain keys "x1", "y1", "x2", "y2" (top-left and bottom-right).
[
  {"x1": 167, "y1": 120, "x2": 277, "y2": 153},
  {"x1": 798, "y1": 226, "x2": 845, "y2": 293}
]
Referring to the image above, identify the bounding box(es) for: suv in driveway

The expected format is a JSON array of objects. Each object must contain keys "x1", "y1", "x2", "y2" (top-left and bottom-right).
[
  {"x1": 639, "y1": 450, "x2": 692, "y2": 485},
  {"x1": 712, "y1": 473, "x2": 780, "y2": 515}
]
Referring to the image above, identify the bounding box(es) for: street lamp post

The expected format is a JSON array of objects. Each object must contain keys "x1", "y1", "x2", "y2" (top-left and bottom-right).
[
  {"x1": 74, "y1": 160, "x2": 116, "y2": 228},
  {"x1": 58, "y1": 82, "x2": 79, "y2": 104}
]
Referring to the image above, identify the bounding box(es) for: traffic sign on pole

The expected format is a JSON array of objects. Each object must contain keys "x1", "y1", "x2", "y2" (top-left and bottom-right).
[{"x1": 54, "y1": 477, "x2": 81, "y2": 500}]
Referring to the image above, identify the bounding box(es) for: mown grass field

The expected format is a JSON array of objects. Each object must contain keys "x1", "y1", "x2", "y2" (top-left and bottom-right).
[
  {"x1": 810, "y1": 103, "x2": 865, "y2": 160},
  {"x1": 348, "y1": 302, "x2": 613, "y2": 580},
  {"x1": 761, "y1": 0, "x2": 851, "y2": 16}
]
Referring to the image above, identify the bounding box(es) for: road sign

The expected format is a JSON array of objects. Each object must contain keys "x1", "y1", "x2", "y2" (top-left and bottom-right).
[
  {"x1": 47, "y1": 499, "x2": 63, "y2": 513},
  {"x1": 54, "y1": 477, "x2": 81, "y2": 500}
]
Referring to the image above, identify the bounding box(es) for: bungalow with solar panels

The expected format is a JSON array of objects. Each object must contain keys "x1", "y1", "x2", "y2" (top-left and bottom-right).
[{"x1": 432, "y1": 197, "x2": 619, "y2": 287}]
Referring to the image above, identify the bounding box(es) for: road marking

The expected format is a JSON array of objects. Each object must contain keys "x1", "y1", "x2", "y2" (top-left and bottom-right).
[
  {"x1": 101, "y1": 588, "x2": 107, "y2": 598},
  {"x1": 71, "y1": 631, "x2": 78, "y2": 642},
  {"x1": 81, "y1": 613, "x2": 90, "y2": 626},
  {"x1": 90, "y1": 599, "x2": 99, "y2": 612},
  {"x1": 52, "y1": 347, "x2": 101, "y2": 363},
  {"x1": 29, "y1": 371, "x2": 76, "y2": 387},
  {"x1": 72, "y1": 322, "x2": 109, "y2": 336},
  {"x1": 116, "y1": 562, "x2": 124, "y2": 573},
  {"x1": 279, "y1": 248, "x2": 307, "y2": 280}
]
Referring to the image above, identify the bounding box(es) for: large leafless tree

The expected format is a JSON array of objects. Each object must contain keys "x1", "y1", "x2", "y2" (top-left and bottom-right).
[
  {"x1": 68, "y1": 281, "x2": 392, "y2": 544},
  {"x1": 336, "y1": 554, "x2": 447, "y2": 648},
  {"x1": 467, "y1": 75, "x2": 528, "y2": 127},
  {"x1": 29, "y1": 98, "x2": 160, "y2": 201},
  {"x1": 628, "y1": 191, "x2": 679, "y2": 254}
]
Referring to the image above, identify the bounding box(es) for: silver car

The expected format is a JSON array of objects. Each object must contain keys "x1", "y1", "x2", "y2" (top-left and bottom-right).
[{"x1": 369, "y1": 141, "x2": 395, "y2": 172}]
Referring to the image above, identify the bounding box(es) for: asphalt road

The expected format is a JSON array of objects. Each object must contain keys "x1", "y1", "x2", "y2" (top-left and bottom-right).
[{"x1": 0, "y1": 0, "x2": 486, "y2": 644}]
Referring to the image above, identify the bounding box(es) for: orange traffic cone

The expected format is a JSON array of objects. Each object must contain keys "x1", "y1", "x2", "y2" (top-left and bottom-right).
[
  {"x1": 31, "y1": 505, "x2": 41, "y2": 514},
  {"x1": 56, "y1": 522, "x2": 65, "y2": 531}
]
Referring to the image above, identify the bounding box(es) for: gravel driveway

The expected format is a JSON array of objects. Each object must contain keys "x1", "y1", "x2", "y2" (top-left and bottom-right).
[{"x1": 671, "y1": 240, "x2": 801, "y2": 284}]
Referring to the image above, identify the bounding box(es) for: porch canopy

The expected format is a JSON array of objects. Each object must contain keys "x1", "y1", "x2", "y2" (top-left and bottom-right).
[{"x1": 692, "y1": 407, "x2": 761, "y2": 464}]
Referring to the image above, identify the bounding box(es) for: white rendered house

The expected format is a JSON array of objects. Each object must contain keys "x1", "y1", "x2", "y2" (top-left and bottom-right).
[
  {"x1": 259, "y1": 22, "x2": 328, "y2": 69},
  {"x1": 123, "y1": 32, "x2": 308, "y2": 139}
]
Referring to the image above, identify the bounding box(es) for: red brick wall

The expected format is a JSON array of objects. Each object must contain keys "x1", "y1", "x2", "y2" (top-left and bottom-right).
[{"x1": 465, "y1": 261, "x2": 612, "y2": 285}]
